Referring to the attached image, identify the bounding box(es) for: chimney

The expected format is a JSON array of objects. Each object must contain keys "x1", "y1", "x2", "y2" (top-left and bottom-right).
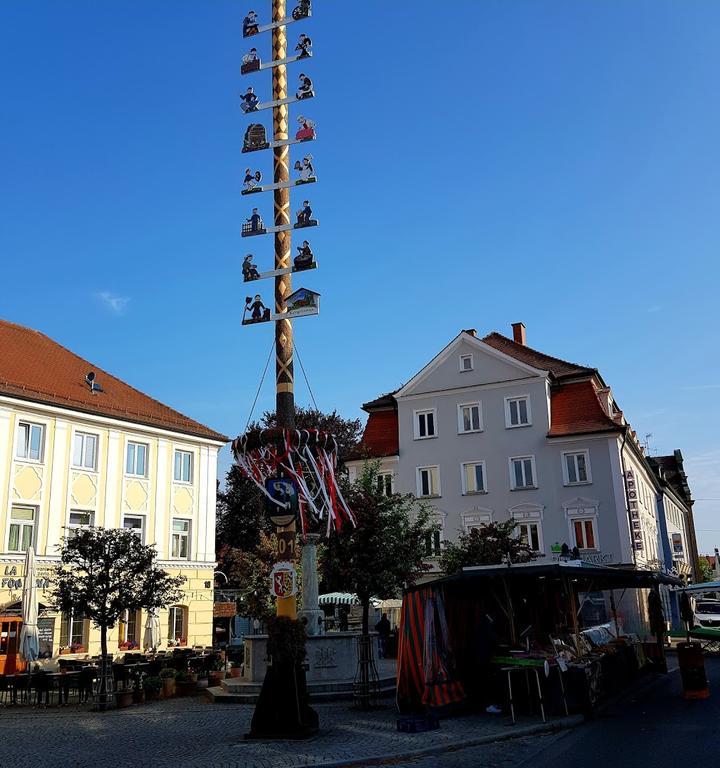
[
  {"x1": 462, "y1": 328, "x2": 477, "y2": 337},
  {"x1": 511, "y1": 322, "x2": 526, "y2": 346}
]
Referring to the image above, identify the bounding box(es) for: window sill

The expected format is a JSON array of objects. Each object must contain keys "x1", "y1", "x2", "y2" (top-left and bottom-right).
[
  {"x1": 173, "y1": 480, "x2": 195, "y2": 486},
  {"x1": 418, "y1": 494, "x2": 441, "y2": 500},
  {"x1": 458, "y1": 429, "x2": 483, "y2": 435},
  {"x1": 564, "y1": 481, "x2": 592, "y2": 487},
  {"x1": 505, "y1": 423, "x2": 532, "y2": 430},
  {"x1": 463, "y1": 491, "x2": 488, "y2": 496},
  {"x1": 15, "y1": 457, "x2": 44, "y2": 465},
  {"x1": 125, "y1": 473, "x2": 148, "y2": 480},
  {"x1": 413, "y1": 436, "x2": 438, "y2": 441},
  {"x1": 510, "y1": 486, "x2": 538, "y2": 492},
  {"x1": 72, "y1": 466, "x2": 99, "y2": 473}
]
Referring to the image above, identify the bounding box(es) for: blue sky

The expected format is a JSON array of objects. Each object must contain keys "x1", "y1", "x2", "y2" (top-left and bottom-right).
[{"x1": 2, "y1": 1, "x2": 719, "y2": 552}]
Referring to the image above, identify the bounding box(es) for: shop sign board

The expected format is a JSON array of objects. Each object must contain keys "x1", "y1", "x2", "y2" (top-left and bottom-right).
[{"x1": 625, "y1": 469, "x2": 643, "y2": 550}]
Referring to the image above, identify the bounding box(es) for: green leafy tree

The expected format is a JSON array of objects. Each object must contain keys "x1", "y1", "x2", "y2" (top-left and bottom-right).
[
  {"x1": 320, "y1": 462, "x2": 434, "y2": 636},
  {"x1": 697, "y1": 556, "x2": 714, "y2": 583},
  {"x1": 439, "y1": 521, "x2": 537, "y2": 576},
  {"x1": 50, "y1": 528, "x2": 185, "y2": 709}
]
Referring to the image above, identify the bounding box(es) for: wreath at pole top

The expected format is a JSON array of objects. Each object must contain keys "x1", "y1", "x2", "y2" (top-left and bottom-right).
[{"x1": 231, "y1": 428, "x2": 354, "y2": 537}]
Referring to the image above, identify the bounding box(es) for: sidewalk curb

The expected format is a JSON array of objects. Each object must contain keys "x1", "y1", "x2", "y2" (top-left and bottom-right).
[{"x1": 299, "y1": 714, "x2": 584, "y2": 768}]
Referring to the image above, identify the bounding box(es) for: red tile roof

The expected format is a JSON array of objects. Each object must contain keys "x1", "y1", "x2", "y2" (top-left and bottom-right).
[
  {"x1": 0, "y1": 319, "x2": 227, "y2": 442},
  {"x1": 349, "y1": 409, "x2": 399, "y2": 459},
  {"x1": 482, "y1": 332, "x2": 596, "y2": 380},
  {"x1": 548, "y1": 381, "x2": 621, "y2": 437}
]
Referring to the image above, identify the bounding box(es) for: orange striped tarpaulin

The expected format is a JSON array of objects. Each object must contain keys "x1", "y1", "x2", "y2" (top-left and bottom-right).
[{"x1": 397, "y1": 587, "x2": 465, "y2": 712}]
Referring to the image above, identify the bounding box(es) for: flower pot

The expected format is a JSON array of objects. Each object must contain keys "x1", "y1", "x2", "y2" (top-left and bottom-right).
[
  {"x1": 132, "y1": 689, "x2": 145, "y2": 705},
  {"x1": 162, "y1": 678, "x2": 175, "y2": 699},
  {"x1": 196, "y1": 677, "x2": 209, "y2": 690},
  {"x1": 209, "y1": 671, "x2": 224, "y2": 686},
  {"x1": 229, "y1": 667, "x2": 242, "y2": 678},
  {"x1": 175, "y1": 681, "x2": 197, "y2": 697},
  {"x1": 116, "y1": 691, "x2": 133, "y2": 708}
]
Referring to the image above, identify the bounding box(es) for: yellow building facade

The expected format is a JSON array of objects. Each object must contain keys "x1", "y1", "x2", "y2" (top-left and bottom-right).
[{"x1": 0, "y1": 320, "x2": 226, "y2": 664}]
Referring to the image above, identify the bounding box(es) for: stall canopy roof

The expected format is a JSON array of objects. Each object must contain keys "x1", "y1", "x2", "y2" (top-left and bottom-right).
[
  {"x1": 406, "y1": 561, "x2": 683, "y2": 594},
  {"x1": 679, "y1": 581, "x2": 720, "y2": 593}
]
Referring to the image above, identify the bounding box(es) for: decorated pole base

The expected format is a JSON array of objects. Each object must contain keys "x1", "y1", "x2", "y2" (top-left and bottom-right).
[{"x1": 246, "y1": 660, "x2": 319, "y2": 740}]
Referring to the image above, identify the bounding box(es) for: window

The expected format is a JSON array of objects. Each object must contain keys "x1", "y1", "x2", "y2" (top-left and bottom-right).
[
  {"x1": 16, "y1": 422, "x2": 44, "y2": 461},
  {"x1": 459, "y1": 354, "x2": 473, "y2": 372},
  {"x1": 510, "y1": 456, "x2": 536, "y2": 489},
  {"x1": 376, "y1": 472, "x2": 394, "y2": 497},
  {"x1": 123, "y1": 514, "x2": 145, "y2": 543},
  {"x1": 60, "y1": 613, "x2": 87, "y2": 650},
  {"x1": 425, "y1": 529, "x2": 442, "y2": 557},
  {"x1": 563, "y1": 451, "x2": 591, "y2": 485},
  {"x1": 168, "y1": 606, "x2": 187, "y2": 645},
  {"x1": 171, "y1": 518, "x2": 190, "y2": 559},
  {"x1": 572, "y1": 518, "x2": 597, "y2": 550},
  {"x1": 505, "y1": 396, "x2": 531, "y2": 428},
  {"x1": 8, "y1": 506, "x2": 35, "y2": 552},
  {"x1": 73, "y1": 432, "x2": 98, "y2": 470},
  {"x1": 458, "y1": 402, "x2": 482, "y2": 433},
  {"x1": 68, "y1": 510, "x2": 94, "y2": 537},
  {"x1": 518, "y1": 521, "x2": 542, "y2": 552},
  {"x1": 462, "y1": 461, "x2": 486, "y2": 494},
  {"x1": 174, "y1": 450, "x2": 193, "y2": 483},
  {"x1": 118, "y1": 609, "x2": 141, "y2": 648},
  {"x1": 416, "y1": 466, "x2": 440, "y2": 497},
  {"x1": 414, "y1": 409, "x2": 437, "y2": 440},
  {"x1": 126, "y1": 441, "x2": 148, "y2": 477}
]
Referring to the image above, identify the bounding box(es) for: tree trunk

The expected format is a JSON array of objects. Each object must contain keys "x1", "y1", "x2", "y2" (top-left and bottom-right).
[
  {"x1": 99, "y1": 624, "x2": 109, "y2": 711},
  {"x1": 362, "y1": 598, "x2": 369, "y2": 636}
]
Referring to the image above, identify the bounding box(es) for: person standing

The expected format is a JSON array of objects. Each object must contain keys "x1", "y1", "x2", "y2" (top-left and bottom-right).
[{"x1": 375, "y1": 613, "x2": 391, "y2": 659}]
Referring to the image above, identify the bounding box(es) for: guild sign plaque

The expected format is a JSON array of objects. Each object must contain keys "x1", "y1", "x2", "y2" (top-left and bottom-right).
[
  {"x1": 270, "y1": 562, "x2": 298, "y2": 600},
  {"x1": 265, "y1": 477, "x2": 299, "y2": 527}
]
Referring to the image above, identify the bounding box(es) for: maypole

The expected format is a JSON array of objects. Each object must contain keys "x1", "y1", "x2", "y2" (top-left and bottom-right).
[{"x1": 236, "y1": 0, "x2": 330, "y2": 739}]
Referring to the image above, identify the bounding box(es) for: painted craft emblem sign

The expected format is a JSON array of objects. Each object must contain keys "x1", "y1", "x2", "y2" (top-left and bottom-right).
[
  {"x1": 270, "y1": 562, "x2": 298, "y2": 599},
  {"x1": 265, "y1": 477, "x2": 299, "y2": 526}
]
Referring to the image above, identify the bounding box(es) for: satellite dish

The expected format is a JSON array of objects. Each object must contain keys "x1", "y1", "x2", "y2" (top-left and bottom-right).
[
  {"x1": 85, "y1": 371, "x2": 103, "y2": 393},
  {"x1": 85, "y1": 371, "x2": 96, "y2": 385}
]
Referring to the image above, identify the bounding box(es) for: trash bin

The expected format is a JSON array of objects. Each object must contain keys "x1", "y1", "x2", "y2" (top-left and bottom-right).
[{"x1": 677, "y1": 641, "x2": 709, "y2": 700}]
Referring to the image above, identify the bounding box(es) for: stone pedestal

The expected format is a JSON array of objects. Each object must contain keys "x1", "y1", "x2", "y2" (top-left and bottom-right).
[
  {"x1": 299, "y1": 533, "x2": 324, "y2": 636},
  {"x1": 242, "y1": 632, "x2": 378, "y2": 683}
]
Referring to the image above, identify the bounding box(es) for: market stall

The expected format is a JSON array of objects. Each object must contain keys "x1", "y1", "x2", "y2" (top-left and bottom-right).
[{"x1": 397, "y1": 561, "x2": 681, "y2": 718}]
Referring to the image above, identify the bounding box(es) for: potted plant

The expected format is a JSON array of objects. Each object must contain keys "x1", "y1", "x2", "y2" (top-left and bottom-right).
[
  {"x1": 174, "y1": 670, "x2": 197, "y2": 697},
  {"x1": 228, "y1": 661, "x2": 242, "y2": 678},
  {"x1": 209, "y1": 657, "x2": 225, "y2": 686},
  {"x1": 131, "y1": 670, "x2": 146, "y2": 704},
  {"x1": 143, "y1": 676, "x2": 162, "y2": 702},
  {"x1": 196, "y1": 671, "x2": 210, "y2": 690},
  {"x1": 116, "y1": 688, "x2": 134, "y2": 708},
  {"x1": 159, "y1": 667, "x2": 176, "y2": 699}
]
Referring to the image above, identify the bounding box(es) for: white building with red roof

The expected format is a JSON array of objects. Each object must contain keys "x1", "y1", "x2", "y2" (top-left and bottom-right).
[{"x1": 347, "y1": 324, "x2": 698, "y2": 629}]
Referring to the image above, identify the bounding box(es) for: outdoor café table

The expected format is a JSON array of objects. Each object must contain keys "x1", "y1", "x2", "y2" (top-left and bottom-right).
[{"x1": 491, "y1": 655, "x2": 569, "y2": 725}]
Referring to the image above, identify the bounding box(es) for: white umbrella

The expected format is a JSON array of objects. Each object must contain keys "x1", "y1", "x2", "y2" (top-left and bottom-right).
[
  {"x1": 19, "y1": 546, "x2": 40, "y2": 664},
  {"x1": 143, "y1": 610, "x2": 161, "y2": 652}
]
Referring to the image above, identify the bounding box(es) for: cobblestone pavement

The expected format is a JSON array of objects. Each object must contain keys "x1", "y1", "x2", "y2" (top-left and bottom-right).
[{"x1": 0, "y1": 697, "x2": 576, "y2": 768}]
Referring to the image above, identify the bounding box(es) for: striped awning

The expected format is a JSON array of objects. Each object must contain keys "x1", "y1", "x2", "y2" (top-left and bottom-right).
[{"x1": 318, "y1": 593, "x2": 382, "y2": 608}]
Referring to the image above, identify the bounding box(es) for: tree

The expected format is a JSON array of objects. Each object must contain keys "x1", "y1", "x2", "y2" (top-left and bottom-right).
[
  {"x1": 321, "y1": 462, "x2": 435, "y2": 636},
  {"x1": 697, "y1": 556, "x2": 714, "y2": 583},
  {"x1": 439, "y1": 521, "x2": 537, "y2": 576},
  {"x1": 50, "y1": 528, "x2": 185, "y2": 710}
]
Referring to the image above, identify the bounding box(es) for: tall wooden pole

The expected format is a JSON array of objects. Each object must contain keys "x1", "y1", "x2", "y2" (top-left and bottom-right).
[
  {"x1": 272, "y1": 0, "x2": 295, "y2": 430},
  {"x1": 272, "y1": 0, "x2": 297, "y2": 620}
]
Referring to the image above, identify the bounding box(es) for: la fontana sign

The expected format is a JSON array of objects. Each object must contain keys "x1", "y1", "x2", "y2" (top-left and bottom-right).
[{"x1": 1, "y1": 565, "x2": 51, "y2": 591}]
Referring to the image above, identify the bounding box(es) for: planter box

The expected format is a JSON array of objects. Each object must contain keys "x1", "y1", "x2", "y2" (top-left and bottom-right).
[
  {"x1": 209, "y1": 671, "x2": 224, "y2": 686},
  {"x1": 175, "y1": 681, "x2": 197, "y2": 697},
  {"x1": 162, "y1": 678, "x2": 175, "y2": 699},
  {"x1": 116, "y1": 691, "x2": 134, "y2": 708}
]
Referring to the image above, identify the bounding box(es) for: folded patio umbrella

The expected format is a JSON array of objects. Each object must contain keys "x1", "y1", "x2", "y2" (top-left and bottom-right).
[{"x1": 19, "y1": 546, "x2": 40, "y2": 663}]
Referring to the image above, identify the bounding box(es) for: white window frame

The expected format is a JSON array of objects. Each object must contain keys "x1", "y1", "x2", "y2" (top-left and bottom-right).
[
  {"x1": 126, "y1": 441, "x2": 148, "y2": 478},
  {"x1": 413, "y1": 409, "x2": 437, "y2": 440},
  {"x1": 462, "y1": 509, "x2": 493, "y2": 533},
  {"x1": 173, "y1": 449, "x2": 194, "y2": 484},
  {"x1": 171, "y1": 518, "x2": 191, "y2": 559},
  {"x1": 461, "y1": 460, "x2": 487, "y2": 495},
  {"x1": 504, "y1": 395, "x2": 532, "y2": 428},
  {"x1": 7, "y1": 505, "x2": 37, "y2": 552},
  {"x1": 72, "y1": 431, "x2": 98, "y2": 471},
  {"x1": 123, "y1": 514, "x2": 146, "y2": 544},
  {"x1": 517, "y1": 520, "x2": 544, "y2": 553},
  {"x1": 562, "y1": 450, "x2": 592, "y2": 486},
  {"x1": 168, "y1": 605, "x2": 188, "y2": 644},
  {"x1": 376, "y1": 471, "x2": 394, "y2": 497},
  {"x1": 459, "y1": 354, "x2": 474, "y2": 372},
  {"x1": 457, "y1": 402, "x2": 483, "y2": 434},
  {"x1": 570, "y1": 516, "x2": 599, "y2": 551},
  {"x1": 16, "y1": 421, "x2": 45, "y2": 462},
  {"x1": 509, "y1": 455, "x2": 537, "y2": 490},
  {"x1": 67, "y1": 509, "x2": 95, "y2": 536},
  {"x1": 416, "y1": 465, "x2": 441, "y2": 498}
]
